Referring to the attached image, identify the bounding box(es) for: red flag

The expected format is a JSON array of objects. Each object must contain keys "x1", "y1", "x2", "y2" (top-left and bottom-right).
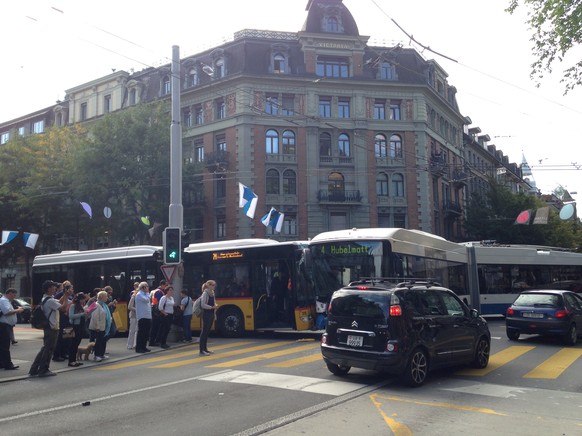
[{"x1": 514, "y1": 210, "x2": 532, "y2": 225}]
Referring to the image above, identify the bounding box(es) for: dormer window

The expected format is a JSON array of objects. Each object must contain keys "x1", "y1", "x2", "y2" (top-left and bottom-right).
[
  {"x1": 187, "y1": 68, "x2": 198, "y2": 88},
  {"x1": 215, "y1": 58, "x2": 225, "y2": 78},
  {"x1": 326, "y1": 17, "x2": 339, "y2": 32},
  {"x1": 273, "y1": 53, "x2": 286, "y2": 74},
  {"x1": 162, "y1": 75, "x2": 171, "y2": 95},
  {"x1": 379, "y1": 62, "x2": 396, "y2": 80}
]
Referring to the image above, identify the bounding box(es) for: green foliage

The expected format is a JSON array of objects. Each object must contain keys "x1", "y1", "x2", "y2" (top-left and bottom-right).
[
  {"x1": 507, "y1": 0, "x2": 582, "y2": 93},
  {"x1": 465, "y1": 178, "x2": 582, "y2": 248}
]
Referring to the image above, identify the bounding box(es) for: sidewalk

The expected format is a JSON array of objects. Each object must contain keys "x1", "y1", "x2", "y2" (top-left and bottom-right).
[{"x1": 2, "y1": 325, "x2": 194, "y2": 383}]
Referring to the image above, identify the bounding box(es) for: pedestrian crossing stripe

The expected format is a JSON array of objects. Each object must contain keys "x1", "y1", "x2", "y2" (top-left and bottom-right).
[
  {"x1": 524, "y1": 348, "x2": 582, "y2": 379},
  {"x1": 94, "y1": 342, "x2": 255, "y2": 370},
  {"x1": 207, "y1": 343, "x2": 320, "y2": 368},
  {"x1": 151, "y1": 341, "x2": 297, "y2": 369},
  {"x1": 199, "y1": 369, "x2": 366, "y2": 396},
  {"x1": 456, "y1": 346, "x2": 535, "y2": 376},
  {"x1": 267, "y1": 353, "x2": 323, "y2": 368}
]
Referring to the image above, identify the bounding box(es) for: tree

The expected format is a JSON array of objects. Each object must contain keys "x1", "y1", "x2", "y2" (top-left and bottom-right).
[
  {"x1": 508, "y1": 0, "x2": 582, "y2": 93},
  {"x1": 70, "y1": 103, "x2": 171, "y2": 246},
  {"x1": 464, "y1": 179, "x2": 582, "y2": 248}
]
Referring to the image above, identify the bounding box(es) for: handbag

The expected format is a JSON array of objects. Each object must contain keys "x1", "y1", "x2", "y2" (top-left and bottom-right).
[{"x1": 62, "y1": 326, "x2": 75, "y2": 339}]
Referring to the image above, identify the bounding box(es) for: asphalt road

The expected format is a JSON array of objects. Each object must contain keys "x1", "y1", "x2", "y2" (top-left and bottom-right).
[{"x1": 2, "y1": 320, "x2": 581, "y2": 435}]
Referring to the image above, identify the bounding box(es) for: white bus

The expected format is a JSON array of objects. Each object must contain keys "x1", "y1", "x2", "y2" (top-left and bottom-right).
[
  {"x1": 309, "y1": 228, "x2": 469, "y2": 303},
  {"x1": 461, "y1": 241, "x2": 582, "y2": 315}
]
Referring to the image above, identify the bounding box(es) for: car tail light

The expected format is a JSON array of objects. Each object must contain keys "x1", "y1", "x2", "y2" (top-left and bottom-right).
[
  {"x1": 356, "y1": 286, "x2": 369, "y2": 290},
  {"x1": 506, "y1": 307, "x2": 514, "y2": 316},
  {"x1": 389, "y1": 305, "x2": 402, "y2": 316},
  {"x1": 386, "y1": 342, "x2": 398, "y2": 352},
  {"x1": 555, "y1": 310, "x2": 569, "y2": 318},
  {"x1": 321, "y1": 334, "x2": 328, "y2": 344},
  {"x1": 327, "y1": 302, "x2": 332, "y2": 314}
]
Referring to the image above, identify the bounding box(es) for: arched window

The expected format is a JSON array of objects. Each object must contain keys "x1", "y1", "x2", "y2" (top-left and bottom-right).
[
  {"x1": 282, "y1": 130, "x2": 296, "y2": 154},
  {"x1": 283, "y1": 169, "x2": 296, "y2": 194},
  {"x1": 266, "y1": 129, "x2": 279, "y2": 154},
  {"x1": 376, "y1": 173, "x2": 389, "y2": 196},
  {"x1": 273, "y1": 53, "x2": 286, "y2": 74},
  {"x1": 375, "y1": 133, "x2": 387, "y2": 157},
  {"x1": 392, "y1": 173, "x2": 404, "y2": 197},
  {"x1": 320, "y1": 132, "x2": 332, "y2": 157},
  {"x1": 390, "y1": 134, "x2": 403, "y2": 158},
  {"x1": 129, "y1": 89, "x2": 137, "y2": 106},
  {"x1": 328, "y1": 172, "x2": 345, "y2": 200},
  {"x1": 215, "y1": 58, "x2": 225, "y2": 78},
  {"x1": 187, "y1": 68, "x2": 198, "y2": 88},
  {"x1": 338, "y1": 133, "x2": 350, "y2": 157},
  {"x1": 266, "y1": 169, "x2": 280, "y2": 194},
  {"x1": 326, "y1": 17, "x2": 339, "y2": 32}
]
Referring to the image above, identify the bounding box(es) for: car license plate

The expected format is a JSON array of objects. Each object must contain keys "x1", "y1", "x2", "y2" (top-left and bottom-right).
[
  {"x1": 522, "y1": 312, "x2": 543, "y2": 318},
  {"x1": 347, "y1": 335, "x2": 363, "y2": 347}
]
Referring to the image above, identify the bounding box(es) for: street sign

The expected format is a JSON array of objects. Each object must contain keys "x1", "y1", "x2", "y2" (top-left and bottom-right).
[{"x1": 160, "y1": 264, "x2": 176, "y2": 284}]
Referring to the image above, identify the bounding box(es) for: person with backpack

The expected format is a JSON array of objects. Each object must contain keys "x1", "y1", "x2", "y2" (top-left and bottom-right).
[{"x1": 29, "y1": 280, "x2": 72, "y2": 377}]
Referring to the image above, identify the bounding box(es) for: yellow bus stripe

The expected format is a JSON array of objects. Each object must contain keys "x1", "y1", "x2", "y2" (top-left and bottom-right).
[
  {"x1": 151, "y1": 341, "x2": 292, "y2": 369},
  {"x1": 267, "y1": 353, "x2": 324, "y2": 368},
  {"x1": 94, "y1": 342, "x2": 255, "y2": 370},
  {"x1": 208, "y1": 343, "x2": 320, "y2": 368},
  {"x1": 524, "y1": 348, "x2": 582, "y2": 379},
  {"x1": 456, "y1": 346, "x2": 535, "y2": 376}
]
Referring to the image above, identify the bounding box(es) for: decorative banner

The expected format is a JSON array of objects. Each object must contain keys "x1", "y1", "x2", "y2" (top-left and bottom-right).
[
  {"x1": 1, "y1": 230, "x2": 19, "y2": 245},
  {"x1": 261, "y1": 207, "x2": 285, "y2": 233},
  {"x1": 103, "y1": 206, "x2": 112, "y2": 219},
  {"x1": 22, "y1": 232, "x2": 39, "y2": 249},
  {"x1": 239, "y1": 182, "x2": 258, "y2": 219},
  {"x1": 80, "y1": 202, "x2": 93, "y2": 218},
  {"x1": 514, "y1": 210, "x2": 532, "y2": 225},
  {"x1": 532, "y1": 207, "x2": 549, "y2": 225},
  {"x1": 559, "y1": 203, "x2": 576, "y2": 220}
]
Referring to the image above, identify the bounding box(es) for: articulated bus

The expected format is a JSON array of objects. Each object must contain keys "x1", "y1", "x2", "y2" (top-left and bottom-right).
[
  {"x1": 182, "y1": 239, "x2": 314, "y2": 337},
  {"x1": 459, "y1": 241, "x2": 582, "y2": 315},
  {"x1": 309, "y1": 228, "x2": 469, "y2": 303},
  {"x1": 31, "y1": 245, "x2": 164, "y2": 332}
]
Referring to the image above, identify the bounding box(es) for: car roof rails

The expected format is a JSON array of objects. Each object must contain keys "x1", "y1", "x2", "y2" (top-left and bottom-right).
[{"x1": 394, "y1": 278, "x2": 442, "y2": 289}]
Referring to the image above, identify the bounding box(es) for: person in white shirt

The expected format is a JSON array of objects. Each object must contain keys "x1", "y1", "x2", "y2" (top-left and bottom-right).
[
  {"x1": 0, "y1": 288, "x2": 24, "y2": 370},
  {"x1": 158, "y1": 286, "x2": 175, "y2": 349}
]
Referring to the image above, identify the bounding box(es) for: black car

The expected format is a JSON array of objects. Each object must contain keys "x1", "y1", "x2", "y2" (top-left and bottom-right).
[
  {"x1": 506, "y1": 289, "x2": 582, "y2": 345},
  {"x1": 320, "y1": 280, "x2": 491, "y2": 386}
]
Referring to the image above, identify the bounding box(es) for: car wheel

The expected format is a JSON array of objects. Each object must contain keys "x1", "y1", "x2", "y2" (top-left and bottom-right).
[
  {"x1": 506, "y1": 328, "x2": 520, "y2": 341},
  {"x1": 326, "y1": 362, "x2": 350, "y2": 376},
  {"x1": 472, "y1": 337, "x2": 490, "y2": 368},
  {"x1": 404, "y1": 348, "x2": 428, "y2": 387},
  {"x1": 564, "y1": 324, "x2": 577, "y2": 346},
  {"x1": 217, "y1": 308, "x2": 244, "y2": 338}
]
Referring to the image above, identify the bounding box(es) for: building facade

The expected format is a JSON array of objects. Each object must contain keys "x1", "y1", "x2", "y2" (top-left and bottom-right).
[{"x1": 0, "y1": 0, "x2": 533, "y2": 249}]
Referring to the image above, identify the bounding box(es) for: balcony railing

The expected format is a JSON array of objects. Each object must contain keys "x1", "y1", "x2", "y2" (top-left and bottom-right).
[
  {"x1": 317, "y1": 189, "x2": 362, "y2": 203},
  {"x1": 430, "y1": 154, "x2": 447, "y2": 177},
  {"x1": 205, "y1": 150, "x2": 229, "y2": 169},
  {"x1": 443, "y1": 200, "x2": 462, "y2": 217}
]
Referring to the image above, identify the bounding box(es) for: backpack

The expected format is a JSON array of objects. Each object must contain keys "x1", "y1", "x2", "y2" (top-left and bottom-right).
[
  {"x1": 30, "y1": 297, "x2": 51, "y2": 329},
  {"x1": 193, "y1": 296, "x2": 203, "y2": 318}
]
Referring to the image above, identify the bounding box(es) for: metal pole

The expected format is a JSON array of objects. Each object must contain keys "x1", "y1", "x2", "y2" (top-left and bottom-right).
[{"x1": 169, "y1": 45, "x2": 184, "y2": 340}]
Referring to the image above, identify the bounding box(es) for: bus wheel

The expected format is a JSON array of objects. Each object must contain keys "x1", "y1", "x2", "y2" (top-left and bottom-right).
[{"x1": 217, "y1": 308, "x2": 244, "y2": 338}]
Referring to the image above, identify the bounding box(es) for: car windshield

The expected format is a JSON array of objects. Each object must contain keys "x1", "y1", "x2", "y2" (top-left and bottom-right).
[
  {"x1": 513, "y1": 293, "x2": 561, "y2": 307},
  {"x1": 330, "y1": 291, "x2": 389, "y2": 318}
]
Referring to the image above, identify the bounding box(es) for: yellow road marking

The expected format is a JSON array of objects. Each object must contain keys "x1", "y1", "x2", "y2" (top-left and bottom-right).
[
  {"x1": 524, "y1": 348, "x2": 582, "y2": 379},
  {"x1": 267, "y1": 353, "x2": 323, "y2": 368},
  {"x1": 151, "y1": 341, "x2": 293, "y2": 369},
  {"x1": 94, "y1": 342, "x2": 254, "y2": 370},
  {"x1": 456, "y1": 345, "x2": 535, "y2": 376},
  {"x1": 370, "y1": 394, "x2": 413, "y2": 436},
  {"x1": 208, "y1": 343, "x2": 320, "y2": 368},
  {"x1": 372, "y1": 394, "x2": 507, "y2": 416}
]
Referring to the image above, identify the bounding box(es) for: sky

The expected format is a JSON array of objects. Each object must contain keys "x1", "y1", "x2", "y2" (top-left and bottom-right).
[{"x1": 2, "y1": 0, "x2": 581, "y2": 199}]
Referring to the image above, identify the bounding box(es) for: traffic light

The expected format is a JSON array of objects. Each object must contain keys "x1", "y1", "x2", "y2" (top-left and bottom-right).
[{"x1": 163, "y1": 227, "x2": 181, "y2": 264}]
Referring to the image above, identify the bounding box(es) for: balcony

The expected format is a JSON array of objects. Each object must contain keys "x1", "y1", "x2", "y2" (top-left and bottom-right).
[
  {"x1": 319, "y1": 156, "x2": 354, "y2": 166},
  {"x1": 442, "y1": 200, "x2": 462, "y2": 217},
  {"x1": 318, "y1": 189, "x2": 362, "y2": 203},
  {"x1": 451, "y1": 168, "x2": 469, "y2": 186},
  {"x1": 205, "y1": 150, "x2": 229, "y2": 170},
  {"x1": 430, "y1": 154, "x2": 447, "y2": 177}
]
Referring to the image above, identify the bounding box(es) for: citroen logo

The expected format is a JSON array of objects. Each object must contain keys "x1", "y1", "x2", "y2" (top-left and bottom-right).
[{"x1": 351, "y1": 320, "x2": 358, "y2": 328}]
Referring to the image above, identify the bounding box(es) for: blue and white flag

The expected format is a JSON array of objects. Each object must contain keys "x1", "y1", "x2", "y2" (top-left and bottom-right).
[
  {"x1": 260, "y1": 207, "x2": 285, "y2": 233},
  {"x1": 23, "y1": 232, "x2": 39, "y2": 249},
  {"x1": 1, "y1": 230, "x2": 18, "y2": 246},
  {"x1": 239, "y1": 183, "x2": 258, "y2": 219}
]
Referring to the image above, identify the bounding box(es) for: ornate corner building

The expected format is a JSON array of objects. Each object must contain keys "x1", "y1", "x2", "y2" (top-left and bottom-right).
[{"x1": 0, "y1": 0, "x2": 533, "y2": 245}]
